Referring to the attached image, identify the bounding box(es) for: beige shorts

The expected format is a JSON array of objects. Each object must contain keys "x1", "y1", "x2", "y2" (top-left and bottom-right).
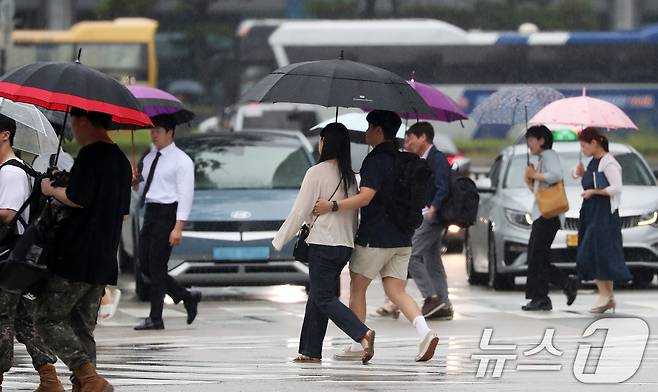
[{"x1": 349, "y1": 245, "x2": 412, "y2": 281}]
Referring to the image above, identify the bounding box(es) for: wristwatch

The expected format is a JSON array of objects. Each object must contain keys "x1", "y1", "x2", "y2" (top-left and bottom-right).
[{"x1": 331, "y1": 201, "x2": 339, "y2": 212}]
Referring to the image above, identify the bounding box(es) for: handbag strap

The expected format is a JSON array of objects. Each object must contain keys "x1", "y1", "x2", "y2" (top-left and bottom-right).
[{"x1": 309, "y1": 176, "x2": 343, "y2": 230}]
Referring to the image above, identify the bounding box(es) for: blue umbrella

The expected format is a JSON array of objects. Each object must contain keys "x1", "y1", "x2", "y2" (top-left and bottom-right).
[{"x1": 471, "y1": 86, "x2": 564, "y2": 139}]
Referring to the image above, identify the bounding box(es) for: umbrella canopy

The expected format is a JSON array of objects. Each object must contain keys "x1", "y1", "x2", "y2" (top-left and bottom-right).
[
  {"x1": 529, "y1": 88, "x2": 638, "y2": 130},
  {"x1": 471, "y1": 86, "x2": 564, "y2": 126},
  {"x1": 0, "y1": 98, "x2": 59, "y2": 156},
  {"x1": 0, "y1": 61, "x2": 152, "y2": 128},
  {"x1": 312, "y1": 112, "x2": 407, "y2": 138},
  {"x1": 241, "y1": 59, "x2": 433, "y2": 116},
  {"x1": 403, "y1": 80, "x2": 467, "y2": 122},
  {"x1": 127, "y1": 85, "x2": 194, "y2": 126}
]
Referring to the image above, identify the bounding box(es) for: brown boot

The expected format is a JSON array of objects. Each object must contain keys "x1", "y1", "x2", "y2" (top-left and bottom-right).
[
  {"x1": 34, "y1": 364, "x2": 65, "y2": 392},
  {"x1": 72, "y1": 362, "x2": 113, "y2": 392},
  {"x1": 70, "y1": 375, "x2": 81, "y2": 392}
]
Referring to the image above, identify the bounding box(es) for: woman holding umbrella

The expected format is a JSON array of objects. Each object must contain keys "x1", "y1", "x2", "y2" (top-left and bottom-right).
[{"x1": 574, "y1": 128, "x2": 631, "y2": 314}]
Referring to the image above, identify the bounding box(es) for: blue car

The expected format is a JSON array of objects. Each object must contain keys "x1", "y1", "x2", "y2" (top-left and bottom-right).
[{"x1": 120, "y1": 130, "x2": 315, "y2": 300}]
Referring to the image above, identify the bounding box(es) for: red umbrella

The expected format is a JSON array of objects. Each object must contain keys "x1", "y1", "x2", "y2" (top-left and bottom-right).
[{"x1": 0, "y1": 60, "x2": 152, "y2": 128}]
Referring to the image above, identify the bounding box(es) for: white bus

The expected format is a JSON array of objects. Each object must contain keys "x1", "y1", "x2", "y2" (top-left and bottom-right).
[{"x1": 230, "y1": 19, "x2": 658, "y2": 138}]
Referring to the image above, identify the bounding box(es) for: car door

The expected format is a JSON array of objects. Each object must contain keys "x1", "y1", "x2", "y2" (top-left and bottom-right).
[{"x1": 470, "y1": 154, "x2": 504, "y2": 272}]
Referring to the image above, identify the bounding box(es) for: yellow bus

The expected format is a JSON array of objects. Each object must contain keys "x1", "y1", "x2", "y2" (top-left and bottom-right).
[{"x1": 7, "y1": 18, "x2": 158, "y2": 87}]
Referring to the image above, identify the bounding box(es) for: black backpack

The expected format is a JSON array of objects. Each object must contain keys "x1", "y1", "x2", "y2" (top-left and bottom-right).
[
  {"x1": 438, "y1": 169, "x2": 479, "y2": 228},
  {"x1": 386, "y1": 151, "x2": 433, "y2": 234}
]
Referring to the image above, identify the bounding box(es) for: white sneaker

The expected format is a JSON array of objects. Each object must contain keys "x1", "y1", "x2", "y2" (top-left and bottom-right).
[
  {"x1": 333, "y1": 344, "x2": 364, "y2": 361},
  {"x1": 415, "y1": 330, "x2": 439, "y2": 362}
]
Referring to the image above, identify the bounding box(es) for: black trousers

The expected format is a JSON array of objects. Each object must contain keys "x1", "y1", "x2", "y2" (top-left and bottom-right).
[
  {"x1": 525, "y1": 217, "x2": 568, "y2": 300},
  {"x1": 139, "y1": 203, "x2": 190, "y2": 321}
]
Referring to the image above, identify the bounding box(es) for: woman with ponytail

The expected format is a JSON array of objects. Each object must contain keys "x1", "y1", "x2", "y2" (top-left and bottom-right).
[
  {"x1": 574, "y1": 127, "x2": 631, "y2": 313},
  {"x1": 273, "y1": 122, "x2": 375, "y2": 364}
]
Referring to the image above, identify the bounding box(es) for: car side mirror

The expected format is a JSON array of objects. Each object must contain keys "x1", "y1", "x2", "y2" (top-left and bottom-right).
[{"x1": 476, "y1": 178, "x2": 495, "y2": 193}]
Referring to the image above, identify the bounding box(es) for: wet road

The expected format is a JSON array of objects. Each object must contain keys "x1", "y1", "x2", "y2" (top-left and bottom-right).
[{"x1": 5, "y1": 254, "x2": 658, "y2": 391}]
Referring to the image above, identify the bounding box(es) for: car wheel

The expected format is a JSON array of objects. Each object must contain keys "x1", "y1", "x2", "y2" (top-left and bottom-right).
[
  {"x1": 631, "y1": 271, "x2": 655, "y2": 288},
  {"x1": 465, "y1": 229, "x2": 487, "y2": 285},
  {"x1": 487, "y1": 228, "x2": 515, "y2": 291},
  {"x1": 445, "y1": 240, "x2": 464, "y2": 254}
]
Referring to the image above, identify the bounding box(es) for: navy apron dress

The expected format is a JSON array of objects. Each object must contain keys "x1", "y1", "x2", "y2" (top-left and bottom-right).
[{"x1": 576, "y1": 158, "x2": 632, "y2": 282}]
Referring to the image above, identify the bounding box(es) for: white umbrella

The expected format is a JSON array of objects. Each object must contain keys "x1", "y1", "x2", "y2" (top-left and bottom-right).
[
  {"x1": 311, "y1": 112, "x2": 407, "y2": 139},
  {"x1": 0, "y1": 98, "x2": 59, "y2": 156}
]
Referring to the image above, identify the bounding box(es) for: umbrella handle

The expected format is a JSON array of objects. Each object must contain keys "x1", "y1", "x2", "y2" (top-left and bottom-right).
[{"x1": 52, "y1": 107, "x2": 69, "y2": 169}]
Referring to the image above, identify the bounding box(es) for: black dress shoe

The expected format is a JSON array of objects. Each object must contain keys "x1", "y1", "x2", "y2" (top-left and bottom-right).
[
  {"x1": 522, "y1": 298, "x2": 552, "y2": 311},
  {"x1": 564, "y1": 277, "x2": 579, "y2": 306},
  {"x1": 134, "y1": 318, "x2": 165, "y2": 330},
  {"x1": 184, "y1": 291, "x2": 202, "y2": 325}
]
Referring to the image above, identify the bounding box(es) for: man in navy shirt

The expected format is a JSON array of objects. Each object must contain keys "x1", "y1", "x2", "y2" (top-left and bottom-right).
[{"x1": 315, "y1": 110, "x2": 438, "y2": 362}]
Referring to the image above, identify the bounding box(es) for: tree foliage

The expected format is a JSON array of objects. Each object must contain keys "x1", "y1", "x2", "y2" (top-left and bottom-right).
[{"x1": 96, "y1": 0, "x2": 153, "y2": 19}]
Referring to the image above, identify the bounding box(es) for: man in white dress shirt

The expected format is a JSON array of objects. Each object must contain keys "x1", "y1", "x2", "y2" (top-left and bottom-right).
[{"x1": 134, "y1": 115, "x2": 200, "y2": 331}]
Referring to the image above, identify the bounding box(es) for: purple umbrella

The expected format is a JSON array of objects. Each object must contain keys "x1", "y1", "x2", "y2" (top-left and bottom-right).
[
  {"x1": 402, "y1": 80, "x2": 468, "y2": 122},
  {"x1": 127, "y1": 85, "x2": 194, "y2": 126}
]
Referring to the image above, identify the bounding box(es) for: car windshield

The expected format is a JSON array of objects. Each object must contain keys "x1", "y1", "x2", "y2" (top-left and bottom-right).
[
  {"x1": 179, "y1": 134, "x2": 312, "y2": 190},
  {"x1": 504, "y1": 151, "x2": 656, "y2": 189}
]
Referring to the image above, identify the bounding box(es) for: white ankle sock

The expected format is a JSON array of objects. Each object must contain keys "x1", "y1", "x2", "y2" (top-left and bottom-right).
[
  {"x1": 351, "y1": 341, "x2": 363, "y2": 352},
  {"x1": 413, "y1": 316, "x2": 431, "y2": 340}
]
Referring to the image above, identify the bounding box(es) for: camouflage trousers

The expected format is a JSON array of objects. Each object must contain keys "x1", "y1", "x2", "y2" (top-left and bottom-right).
[
  {"x1": 35, "y1": 275, "x2": 104, "y2": 371},
  {"x1": 0, "y1": 289, "x2": 57, "y2": 373}
]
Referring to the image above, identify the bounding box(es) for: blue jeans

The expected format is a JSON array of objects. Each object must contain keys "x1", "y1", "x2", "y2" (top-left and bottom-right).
[{"x1": 298, "y1": 245, "x2": 369, "y2": 358}]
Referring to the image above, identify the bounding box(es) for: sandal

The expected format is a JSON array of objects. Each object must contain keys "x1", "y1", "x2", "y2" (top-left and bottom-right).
[
  {"x1": 361, "y1": 330, "x2": 375, "y2": 364},
  {"x1": 374, "y1": 303, "x2": 400, "y2": 319},
  {"x1": 292, "y1": 355, "x2": 321, "y2": 363}
]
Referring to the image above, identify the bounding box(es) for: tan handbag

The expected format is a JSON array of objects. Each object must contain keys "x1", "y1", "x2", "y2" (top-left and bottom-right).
[{"x1": 536, "y1": 180, "x2": 569, "y2": 219}]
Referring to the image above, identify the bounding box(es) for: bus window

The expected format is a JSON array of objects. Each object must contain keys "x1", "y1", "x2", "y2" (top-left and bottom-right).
[
  {"x1": 78, "y1": 43, "x2": 148, "y2": 82},
  {"x1": 7, "y1": 44, "x2": 74, "y2": 70}
]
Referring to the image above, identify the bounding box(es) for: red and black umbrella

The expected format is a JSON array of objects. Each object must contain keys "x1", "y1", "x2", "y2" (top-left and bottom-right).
[{"x1": 0, "y1": 60, "x2": 152, "y2": 128}]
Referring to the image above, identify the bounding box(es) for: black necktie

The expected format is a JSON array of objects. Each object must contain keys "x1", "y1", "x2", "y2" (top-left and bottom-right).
[{"x1": 139, "y1": 151, "x2": 161, "y2": 207}]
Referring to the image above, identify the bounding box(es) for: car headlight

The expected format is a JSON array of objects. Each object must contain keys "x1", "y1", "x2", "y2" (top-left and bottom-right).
[
  {"x1": 638, "y1": 211, "x2": 658, "y2": 227},
  {"x1": 505, "y1": 209, "x2": 533, "y2": 229}
]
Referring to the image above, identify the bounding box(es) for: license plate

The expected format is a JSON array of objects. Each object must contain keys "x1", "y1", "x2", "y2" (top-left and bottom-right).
[
  {"x1": 213, "y1": 247, "x2": 270, "y2": 261},
  {"x1": 567, "y1": 234, "x2": 579, "y2": 248}
]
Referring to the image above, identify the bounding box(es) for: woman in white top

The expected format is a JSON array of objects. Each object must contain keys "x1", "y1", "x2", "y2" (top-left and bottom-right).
[
  {"x1": 272, "y1": 123, "x2": 375, "y2": 364},
  {"x1": 573, "y1": 128, "x2": 631, "y2": 314}
]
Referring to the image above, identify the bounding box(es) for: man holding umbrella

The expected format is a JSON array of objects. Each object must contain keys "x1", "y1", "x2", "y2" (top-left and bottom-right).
[
  {"x1": 38, "y1": 107, "x2": 132, "y2": 392},
  {"x1": 134, "y1": 114, "x2": 200, "y2": 331}
]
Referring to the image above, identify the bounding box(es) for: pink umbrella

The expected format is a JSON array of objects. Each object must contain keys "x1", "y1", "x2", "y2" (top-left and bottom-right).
[
  {"x1": 402, "y1": 79, "x2": 468, "y2": 122},
  {"x1": 529, "y1": 88, "x2": 637, "y2": 130}
]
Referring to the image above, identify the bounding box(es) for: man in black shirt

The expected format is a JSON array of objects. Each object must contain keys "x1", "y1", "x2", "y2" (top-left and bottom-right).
[
  {"x1": 38, "y1": 107, "x2": 131, "y2": 392},
  {"x1": 315, "y1": 111, "x2": 438, "y2": 362}
]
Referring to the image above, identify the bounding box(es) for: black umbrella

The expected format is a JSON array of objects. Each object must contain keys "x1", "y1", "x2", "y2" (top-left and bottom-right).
[
  {"x1": 0, "y1": 59, "x2": 152, "y2": 128},
  {"x1": 240, "y1": 57, "x2": 433, "y2": 119}
]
